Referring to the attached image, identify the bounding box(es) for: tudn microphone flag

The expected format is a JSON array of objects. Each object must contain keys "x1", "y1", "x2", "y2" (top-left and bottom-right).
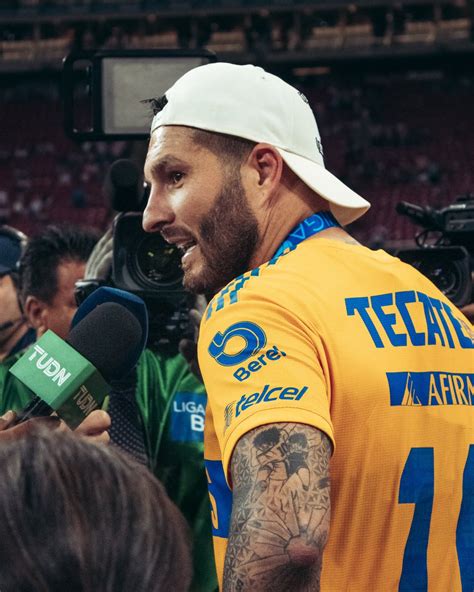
[{"x1": 9, "y1": 299, "x2": 146, "y2": 429}]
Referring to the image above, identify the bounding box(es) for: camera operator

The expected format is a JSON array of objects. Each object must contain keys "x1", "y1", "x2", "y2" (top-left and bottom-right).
[
  {"x1": 80, "y1": 226, "x2": 218, "y2": 592},
  {"x1": 19, "y1": 225, "x2": 100, "y2": 341}
]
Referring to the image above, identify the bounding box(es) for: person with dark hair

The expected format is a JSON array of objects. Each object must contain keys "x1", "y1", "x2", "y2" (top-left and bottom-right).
[
  {"x1": 19, "y1": 224, "x2": 99, "y2": 339},
  {"x1": 1, "y1": 224, "x2": 110, "y2": 442},
  {"x1": 0, "y1": 428, "x2": 192, "y2": 592},
  {"x1": 143, "y1": 63, "x2": 473, "y2": 591}
]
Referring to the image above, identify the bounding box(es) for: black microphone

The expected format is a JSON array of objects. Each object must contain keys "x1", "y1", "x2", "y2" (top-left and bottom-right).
[
  {"x1": 10, "y1": 302, "x2": 144, "y2": 429},
  {"x1": 104, "y1": 159, "x2": 143, "y2": 212}
]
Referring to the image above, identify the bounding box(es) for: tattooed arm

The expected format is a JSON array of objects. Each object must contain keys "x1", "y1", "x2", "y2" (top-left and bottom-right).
[{"x1": 223, "y1": 422, "x2": 332, "y2": 592}]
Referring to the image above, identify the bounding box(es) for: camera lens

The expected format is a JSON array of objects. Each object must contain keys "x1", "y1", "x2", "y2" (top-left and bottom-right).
[
  {"x1": 133, "y1": 234, "x2": 183, "y2": 288},
  {"x1": 396, "y1": 245, "x2": 471, "y2": 307},
  {"x1": 417, "y1": 259, "x2": 460, "y2": 299}
]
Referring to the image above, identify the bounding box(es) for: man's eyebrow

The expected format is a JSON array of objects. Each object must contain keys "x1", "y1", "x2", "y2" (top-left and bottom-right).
[{"x1": 144, "y1": 155, "x2": 187, "y2": 183}]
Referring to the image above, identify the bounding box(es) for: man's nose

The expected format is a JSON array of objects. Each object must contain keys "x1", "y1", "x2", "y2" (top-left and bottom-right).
[{"x1": 142, "y1": 188, "x2": 174, "y2": 233}]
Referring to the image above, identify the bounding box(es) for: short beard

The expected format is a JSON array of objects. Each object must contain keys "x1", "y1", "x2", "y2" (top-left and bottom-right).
[{"x1": 183, "y1": 171, "x2": 259, "y2": 295}]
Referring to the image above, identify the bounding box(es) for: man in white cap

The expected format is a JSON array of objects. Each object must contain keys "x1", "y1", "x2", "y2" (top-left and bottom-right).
[{"x1": 143, "y1": 63, "x2": 473, "y2": 591}]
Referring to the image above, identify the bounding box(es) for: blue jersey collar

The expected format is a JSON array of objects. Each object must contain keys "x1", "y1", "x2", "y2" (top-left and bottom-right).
[{"x1": 272, "y1": 211, "x2": 340, "y2": 259}]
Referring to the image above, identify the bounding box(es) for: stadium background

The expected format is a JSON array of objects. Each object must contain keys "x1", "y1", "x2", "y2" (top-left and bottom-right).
[{"x1": 1, "y1": 0, "x2": 473, "y2": 251}]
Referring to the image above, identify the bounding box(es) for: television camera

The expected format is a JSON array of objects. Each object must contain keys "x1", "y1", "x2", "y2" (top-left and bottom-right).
[
  {"x1": 395, "y1": 195, "x2": 474, "y2": 307},
  {"x1": 65, "y1": 50, "x2": 216, "y2": 349},
  {"x1": 74, "y1": 159, "x2": 195, "y2": 351}
]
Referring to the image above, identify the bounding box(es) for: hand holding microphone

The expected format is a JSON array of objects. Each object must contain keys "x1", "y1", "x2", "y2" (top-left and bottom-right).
[
  {"x1": 0, "y1": 409, "x2": 60, "y2": 442},
  {"x1": 6, "y1": 289, "x2": 148, "y2": 445},
  {"x1": 0, "y1": 408, "x2": 110, "y2": 444},
  {"x1": 76, "y1": 233, "x2": 151, "y2": 464},
  {"x1": 69, "y1": 409, "x2": 111, "y2": 444}
]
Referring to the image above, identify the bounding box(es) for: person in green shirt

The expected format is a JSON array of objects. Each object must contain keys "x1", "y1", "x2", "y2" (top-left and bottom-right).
[
  {"x1": 136, "y1": 347, "x2": 216, "y2": 592},
  {"x1": 0, "y1": 350, "x2": 35, "y2": 416},
  {"x1": 0, "y1": 225, "x2": 105, "y2": 434},
  {"x1": 0, "y1": 225, "x2": 111, "y2": 445}
]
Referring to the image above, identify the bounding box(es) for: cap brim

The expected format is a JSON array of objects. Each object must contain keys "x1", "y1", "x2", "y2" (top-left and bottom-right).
[{"x1": 276, "y1": 148, "x2": 370, "y2": 226}]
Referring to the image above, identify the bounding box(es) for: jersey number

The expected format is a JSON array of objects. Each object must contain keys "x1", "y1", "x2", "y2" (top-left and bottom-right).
[
  {"x1": 398, "y1": 445, "x2": 474, "y2": 591},
  {"x1": 205, "y1": 460, "x2": 233, "y2": 538}
]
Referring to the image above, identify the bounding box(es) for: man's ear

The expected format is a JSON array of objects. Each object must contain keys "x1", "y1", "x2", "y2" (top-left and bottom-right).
[
  {"x1": 244, "y1": 144, "x2": 284, "y2": 205},
  {"x1": 24, "y1": 295, "x2": 48, "y2": 333}
]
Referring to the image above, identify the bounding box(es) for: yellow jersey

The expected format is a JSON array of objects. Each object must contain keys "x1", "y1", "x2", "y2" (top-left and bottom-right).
[{"x1": 198, "y1": 213, "x2": 474, "y2": 591}]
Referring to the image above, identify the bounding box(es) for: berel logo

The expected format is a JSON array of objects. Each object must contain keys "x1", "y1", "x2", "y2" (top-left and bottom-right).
[
  {"x1": 233, "y1": 345, "x2": 286, "y2": 381},
  {"x1": 208, "y1": 321, "x2": 267, "y2": 367}
]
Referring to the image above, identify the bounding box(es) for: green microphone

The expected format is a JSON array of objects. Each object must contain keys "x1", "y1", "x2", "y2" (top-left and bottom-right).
[{"x1": 9, "y1": 302, "x2": 144, "y2": 430}]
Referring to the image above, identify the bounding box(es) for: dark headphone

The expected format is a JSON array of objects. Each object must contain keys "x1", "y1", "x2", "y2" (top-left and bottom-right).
[
  {"x1": 0, "y1": 225, "x2": 28, "y2": 330},
  {"x1": 0, "y1": 225, "x2": 28, "y2": 264}
]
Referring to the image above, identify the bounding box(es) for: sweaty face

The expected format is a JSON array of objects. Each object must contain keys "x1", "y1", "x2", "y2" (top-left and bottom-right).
[{"x1": 143, "y1": 127, "x2": 259, "y2": 294}]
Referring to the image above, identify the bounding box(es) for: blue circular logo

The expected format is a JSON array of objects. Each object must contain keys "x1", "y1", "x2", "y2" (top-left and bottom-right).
[{"x1": 208, "y1": 321, "x2": 267, "y2": 367}]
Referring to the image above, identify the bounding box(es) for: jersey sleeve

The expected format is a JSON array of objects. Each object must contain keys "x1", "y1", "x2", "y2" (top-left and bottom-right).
[{"x1": 198, "y1": 290, "x2": 335, "y2": 483}]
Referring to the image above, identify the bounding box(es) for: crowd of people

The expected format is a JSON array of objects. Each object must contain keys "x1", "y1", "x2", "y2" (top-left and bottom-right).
[
  {"x1": 0, "y1": 62, "x2": 472, "y2": 592},
  {"x1": 1, "y1": 0, "x2": 472, "y2": 56},
  {"x1": 3, "y1": 68, "x2": 474, "y2": 250}
]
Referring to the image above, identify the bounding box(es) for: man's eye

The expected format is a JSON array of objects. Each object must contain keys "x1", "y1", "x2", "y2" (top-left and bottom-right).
[{"x1": 170, "y1": 172, "x2": 184, "y2": 184}]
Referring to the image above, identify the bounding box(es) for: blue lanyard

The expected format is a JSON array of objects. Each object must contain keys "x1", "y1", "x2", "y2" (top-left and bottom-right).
[
  {"x1": 206, "y1": 211, "x2": 340, "y2": 320},
  {"x1": 272, "y1": 211, "x2": 340, "y2": 259}
]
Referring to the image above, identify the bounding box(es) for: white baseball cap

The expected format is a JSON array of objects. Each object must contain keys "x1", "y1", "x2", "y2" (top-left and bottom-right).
[{"x1": 151, "y1": 62, "x2": 370, "y2": 225}]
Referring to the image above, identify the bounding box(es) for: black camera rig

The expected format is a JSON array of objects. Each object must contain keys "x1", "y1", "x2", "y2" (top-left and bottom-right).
[
  {"x1": 74, "y1": 158, "x2": 195, "y2": 352},
  {"x1": 112, "y1": 211, "x2": 195, "y2": 351},
  {"x1": 64, "y1": 49, "x2": 216, "y2": 351},
  {"x1": 395, "y1": 194, "x2": 474, "y2": 307}
]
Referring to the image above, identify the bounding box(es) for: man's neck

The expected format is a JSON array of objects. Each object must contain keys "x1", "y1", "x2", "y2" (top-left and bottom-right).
[
  {"x1": 0, "y1": 321, "x2": 29, "y2": 362},
  {"x1": 312, "y1": 225, "x2": 362, "y2": 246},
  {"x1": 250, "y1": 202, "x2": 315, "y2": 269},
  {"x1": 250, "y1": 206, "x2": 361, "y2": 269}
]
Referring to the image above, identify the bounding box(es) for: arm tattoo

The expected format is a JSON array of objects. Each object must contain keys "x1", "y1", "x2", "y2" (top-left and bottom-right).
[{"x1": 223, "y1": 423, "x2": 332, "y2": 592}]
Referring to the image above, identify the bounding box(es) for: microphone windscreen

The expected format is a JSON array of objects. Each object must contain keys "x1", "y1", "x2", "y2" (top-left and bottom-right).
[
  {"x1": 67, "y1": 302, "x2": 143, "y2": 381},
  {"x1": 71, "y1": 286, "x2": 148, "y2": 365}
]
